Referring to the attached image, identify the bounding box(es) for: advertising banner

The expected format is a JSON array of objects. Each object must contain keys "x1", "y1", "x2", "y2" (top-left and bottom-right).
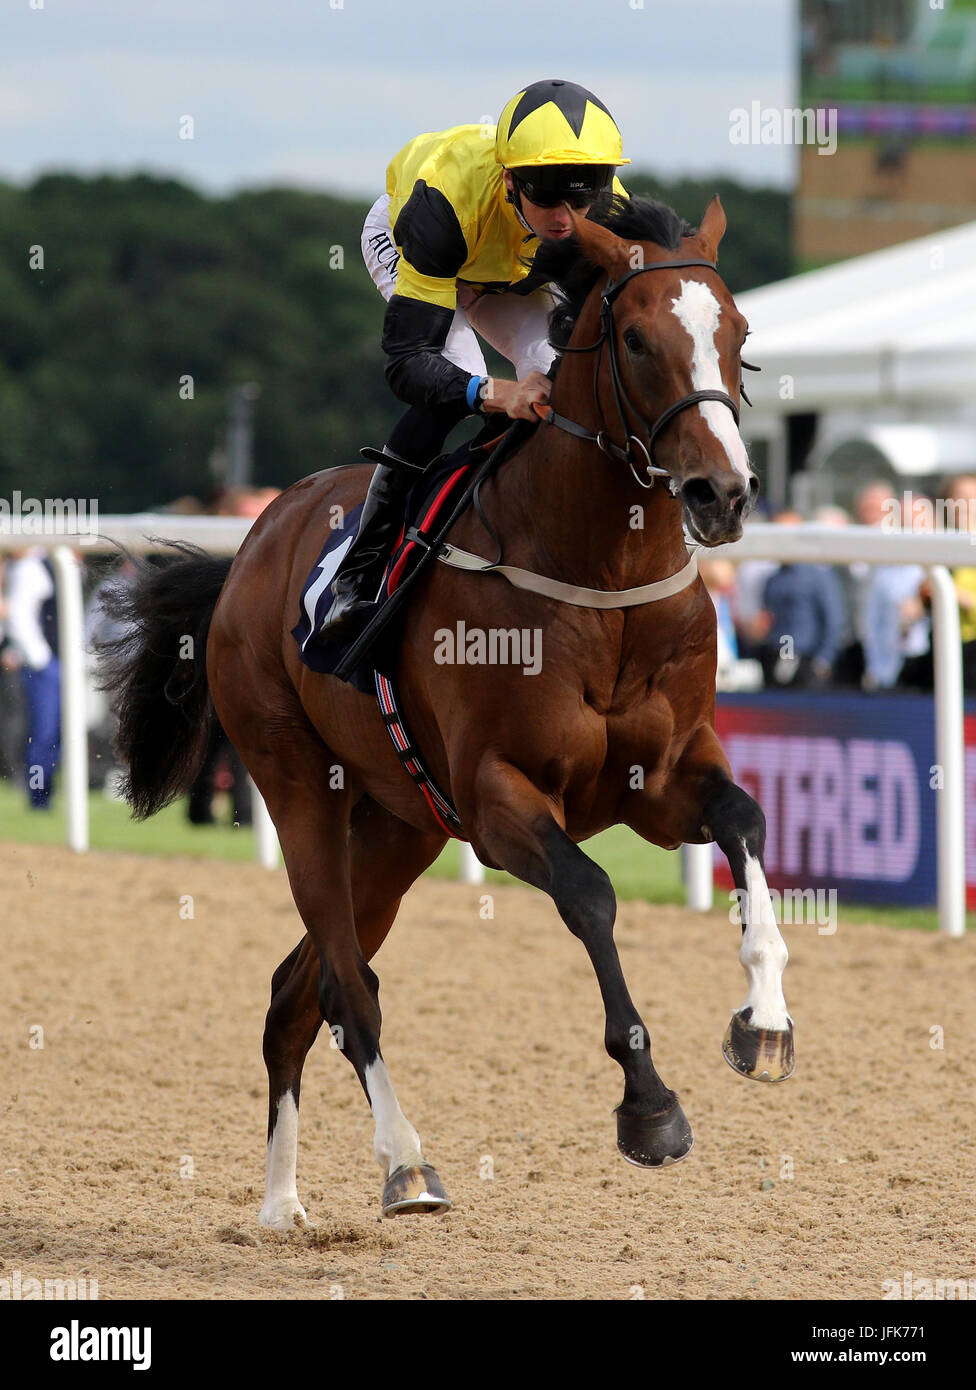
[{"x1": 713, "y1": 692, "x2": 976, "y2": 907}]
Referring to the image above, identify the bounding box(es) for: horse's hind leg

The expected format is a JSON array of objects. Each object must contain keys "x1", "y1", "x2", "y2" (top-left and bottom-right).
[
  {"x1": 346, "y1": 799, "x2": 450, "y2": 1215},
  {"x1": 258, "y1": 787, "x2": 448, "y2": 1228},
  {"x1": 260, "y1": 935, "x2": 320, "y2": 1230},
  {"x1": 466, "y1": 761, "x2": 693, "y2": 1169}
]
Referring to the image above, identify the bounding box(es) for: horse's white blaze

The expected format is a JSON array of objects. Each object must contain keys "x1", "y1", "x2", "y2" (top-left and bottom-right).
[
  {"x1": 365, "y1": 1059, "x2": 425, "y2": 1177},
  {"x1": 669, "y1": 279, "x2": 751, "y2": 483},
  {"x1": 738, "y1": 848, "x2": 791, "y2": 1032},
  {"x1": 258, "y1": 1090, "x2": 307, "y2": 1229}
]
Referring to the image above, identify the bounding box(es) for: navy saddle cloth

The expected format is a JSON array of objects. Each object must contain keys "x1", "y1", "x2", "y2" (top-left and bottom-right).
[{"x1": 291, "y1": 440, "x2": 480, "y2": 692}]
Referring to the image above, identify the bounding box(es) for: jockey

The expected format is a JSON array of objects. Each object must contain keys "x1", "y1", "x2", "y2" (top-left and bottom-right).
[{"x1": 319, "y1": 77, "x2": 629, "y2": 641}]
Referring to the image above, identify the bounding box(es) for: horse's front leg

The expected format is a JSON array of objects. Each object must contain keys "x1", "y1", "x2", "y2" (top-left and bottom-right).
[
  {"x1": 629, "y1": 727, "x2": 795, "y2": 1082},
  {"x1": 464, "y1": 759, "x2": 694, "y2": 1168},
  {"x1": 700, "y1": 773, "x2": 795, "y2": 1081}
]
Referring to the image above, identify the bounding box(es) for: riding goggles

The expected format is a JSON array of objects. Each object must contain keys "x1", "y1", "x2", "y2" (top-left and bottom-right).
[{"x1": 511, "y1": 164, "x2": 614, "y2": 209}]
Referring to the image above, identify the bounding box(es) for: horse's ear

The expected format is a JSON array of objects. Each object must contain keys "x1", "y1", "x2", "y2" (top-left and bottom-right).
[
  {"x1": 695, "y1": 195, "x2": 727, "y2": 263},
  {"x1": 569, "y1": 206, "x2": 632, "y2": 278}
]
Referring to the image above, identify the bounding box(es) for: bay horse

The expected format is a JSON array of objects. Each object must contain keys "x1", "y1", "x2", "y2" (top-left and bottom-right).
[{"x1": 102, "y1": 195, "x2": 794, "y2": 1228}]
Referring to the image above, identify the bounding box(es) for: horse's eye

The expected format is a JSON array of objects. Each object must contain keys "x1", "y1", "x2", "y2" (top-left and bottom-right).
[{"x1": 623, "y1": 329, "x2": 644, "y2": 354}]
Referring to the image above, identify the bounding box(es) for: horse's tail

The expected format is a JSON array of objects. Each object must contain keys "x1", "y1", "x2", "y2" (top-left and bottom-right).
[{"x1": 96, "y1": 542, "x2": 234, "y2": 820}]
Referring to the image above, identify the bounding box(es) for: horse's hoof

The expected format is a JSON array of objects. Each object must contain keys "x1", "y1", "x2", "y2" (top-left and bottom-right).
[
  {"x1": 382, "y1": 1163, "x2": 451, "y2": 1217},
  {"x1": 258, "y1": 1196, "x2": 309, "y2": 1232},
  {"x1": 616, "y1": 1101, "x2": 694, "y2": 1168},
  {"x1": 722, "y1": 1010, "x2": 795, "y2": 1082}
]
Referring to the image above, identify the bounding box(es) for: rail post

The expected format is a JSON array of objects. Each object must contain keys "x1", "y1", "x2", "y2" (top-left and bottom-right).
[{"x1": 51, "y1": 545, "x2": 88, "y2": 853}]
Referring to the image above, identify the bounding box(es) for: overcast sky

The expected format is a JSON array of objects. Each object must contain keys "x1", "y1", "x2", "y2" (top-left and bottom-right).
[{"x1": 4, "y1": 0, "x2": 798, "y2": 197}]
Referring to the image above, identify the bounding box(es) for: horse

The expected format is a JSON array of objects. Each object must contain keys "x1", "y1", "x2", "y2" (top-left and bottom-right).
[{"x1": 101, "y1": 194, "x2": 794, "y2": 1227}]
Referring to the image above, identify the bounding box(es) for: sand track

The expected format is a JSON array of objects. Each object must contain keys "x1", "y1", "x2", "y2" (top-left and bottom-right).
[{"x1": 2, "y1": 841, "x2": 974, "y2": 1300}]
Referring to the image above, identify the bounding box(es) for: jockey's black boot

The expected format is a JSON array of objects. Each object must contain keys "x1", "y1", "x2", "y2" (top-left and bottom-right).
[{"x1": 317, "y1": 453, "x2": 413, "y2": 642}]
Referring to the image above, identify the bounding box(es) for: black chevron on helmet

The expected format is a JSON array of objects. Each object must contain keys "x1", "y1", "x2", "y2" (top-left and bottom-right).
[{"x1": 507, "y1": 79, "x2": 612, "y2": 140}]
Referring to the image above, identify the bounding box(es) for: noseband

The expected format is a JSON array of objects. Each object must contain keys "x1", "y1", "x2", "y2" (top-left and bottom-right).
[{"x1": 540, "y1": 257, "x2": 757, "y2": 491}]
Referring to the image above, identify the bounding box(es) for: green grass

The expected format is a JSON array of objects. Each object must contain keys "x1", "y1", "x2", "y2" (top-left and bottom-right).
[
  {"x1": 434, "y1": 831, "x2": 685, "y2": 903},
  {"x1": 0, "y1": 779, "x2": 969, "y2": 932},
  {"x1": 0, "y1": 778, "x2": 261, "y2": 862},
  {"x1": 0, "y1": 778, "x2": 685, "y2": 896}
]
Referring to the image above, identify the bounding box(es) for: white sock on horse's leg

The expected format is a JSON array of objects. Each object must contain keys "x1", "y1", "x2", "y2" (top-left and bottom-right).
[
  {"x1": 737, "y1": 847, "x2": 791, "y2": 1033},
  {"x1": 365, "y1": 1058, "x2": 425, "y2": 1178},
  {"x1": 258, "y1": 1091, "x2": 307, "y2": 1230}
]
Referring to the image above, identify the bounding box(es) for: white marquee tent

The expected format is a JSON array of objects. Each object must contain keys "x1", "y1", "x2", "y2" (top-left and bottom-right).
[{"x1": 734, "y1": 218, "x2": 976, "y2": 412}]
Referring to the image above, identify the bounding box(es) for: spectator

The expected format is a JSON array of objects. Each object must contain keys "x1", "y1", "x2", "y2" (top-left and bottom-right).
[
  {"x1": 944, "y1": 475, "x2": 976, "y2": 689},
  {"x1": 843, "y1": 479, "x2": 897, "y2": 685},
  {"x1": 759, "y1": 510, "x2": 847, "y2": 688},
  {"x1": 730, "y1": 533, "x2": 777, "y2": 661},
  {"x1": 699, "y1": 558, "x2": 739, "y2": 688},
  {"x1": 163, "y1": 495, "x2": 207, "y2": 515},
  {"x1": 812, "y1": 502, "x2": 863, "y2": 687},
  {"x1": 0, "y1": 559, "x2": 26, "y2": 780},
  {"x1": 945, "y1": 473, "x2": 976, "y2": 531},
  {"x1": 854, "y1": 479, "x2": 897, "y2": 530},
  {"x1": 860, "y1": 495, "x2": 931, "y2": 691},
  {"x1": 5, "y1": 547, "x2": 61, "y2": 809}
]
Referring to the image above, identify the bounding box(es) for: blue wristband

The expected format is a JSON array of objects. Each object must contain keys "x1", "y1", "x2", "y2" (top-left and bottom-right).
[{"x1": 466, "y1": 375, "x2": 485, "y2": 411}]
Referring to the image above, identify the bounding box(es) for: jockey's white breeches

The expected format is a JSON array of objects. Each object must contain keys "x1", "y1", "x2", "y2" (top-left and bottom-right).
[{"x1": 361, "y1": 193, "x2": 557, "y2": 382}]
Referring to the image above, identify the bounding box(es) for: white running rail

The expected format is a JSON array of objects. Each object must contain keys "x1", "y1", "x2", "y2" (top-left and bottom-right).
[{"x1": 0, "y1": 519, "x2": 966, "y2": 932}]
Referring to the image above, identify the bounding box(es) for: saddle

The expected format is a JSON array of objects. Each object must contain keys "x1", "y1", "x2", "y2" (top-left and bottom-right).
[{"x1": 291, "y1": 420, "x2": 529, "y2": 694}]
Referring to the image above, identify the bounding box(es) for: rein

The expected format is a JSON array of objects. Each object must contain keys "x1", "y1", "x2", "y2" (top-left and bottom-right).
[
  {"x1": 539, "y1": 257, "x2": 757, "y2": 491},
  {"x1": 434, "y1": 254, "x2": 760, "y2": 609}
]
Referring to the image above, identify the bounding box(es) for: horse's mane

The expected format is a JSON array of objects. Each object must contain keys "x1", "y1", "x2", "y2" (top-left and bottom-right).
[{"x1": 530, "y1": 194, "x2": 696, "y2": 352}]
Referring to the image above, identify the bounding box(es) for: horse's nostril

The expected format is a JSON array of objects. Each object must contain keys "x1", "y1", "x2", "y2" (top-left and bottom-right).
[
  {"x1": 682, "y1": 477, "x2": 719, "y2": 510},
  {"x1": 682, "y1": 475, "x2": 751, "y2": 511}
]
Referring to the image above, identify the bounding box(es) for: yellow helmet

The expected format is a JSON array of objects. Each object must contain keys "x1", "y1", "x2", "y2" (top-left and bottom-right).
[{"x1": 495, "y1": 78, "x2": 630, "y2": 171}]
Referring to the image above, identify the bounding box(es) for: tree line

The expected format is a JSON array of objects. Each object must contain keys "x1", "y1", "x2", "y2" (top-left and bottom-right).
[{"x1": 0, "y1": 171, "x2": 789, "y2": 512}]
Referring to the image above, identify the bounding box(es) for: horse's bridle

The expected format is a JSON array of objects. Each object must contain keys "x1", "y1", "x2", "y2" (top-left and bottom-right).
[{"x1": 538, "y1": 257, "x2": 758, "y2": 491}]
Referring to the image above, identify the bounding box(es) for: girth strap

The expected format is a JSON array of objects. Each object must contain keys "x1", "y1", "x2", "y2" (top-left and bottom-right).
[{"x1": 436, "y1": 542, "x2": 700, "y2": 609}]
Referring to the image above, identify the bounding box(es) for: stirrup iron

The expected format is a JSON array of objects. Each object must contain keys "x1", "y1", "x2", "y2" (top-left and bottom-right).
[{"x1": 359, "y1": 446, "x2": 424, "y2": 472}]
